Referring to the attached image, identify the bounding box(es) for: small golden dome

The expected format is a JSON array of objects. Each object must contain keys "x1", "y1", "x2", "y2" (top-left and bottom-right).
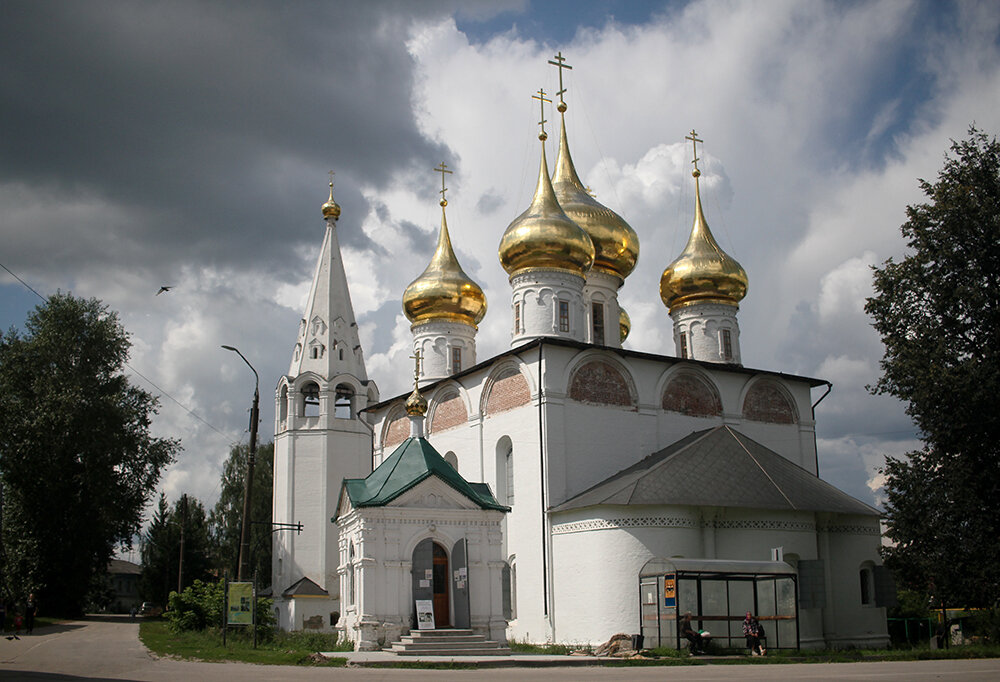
[
  {"x1": 405, "y1": 386, "x2": 428, "y2": 417},
  {"x1": 619, "y1": 307, "x2": 631, "y2": 343},
  {"x1": 660, "y1": 173, "x2": 748, "y2": 311},
  {"x1": 552, "y1": 113, "x2": 639, "y2": 280},
  {"x1": 499, "y1": 138, "x2": 594, "y2": 277},
  {"x1": 403, "y1": 203, "x2": 487, "y2": 328},
  {"x1": 321, "y1": 182, "x2": 341, "y2": 220}
]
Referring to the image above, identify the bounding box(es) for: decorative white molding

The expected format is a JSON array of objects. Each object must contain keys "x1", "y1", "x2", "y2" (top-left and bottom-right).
[{"x1": 551, "y1": 516, "x2": 698, "y2": 534}]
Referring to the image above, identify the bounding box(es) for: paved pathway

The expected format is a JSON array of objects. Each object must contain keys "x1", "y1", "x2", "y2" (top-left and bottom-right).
[{"x1": 3, "y1": 616, "x2": 1000, "y2": 681}]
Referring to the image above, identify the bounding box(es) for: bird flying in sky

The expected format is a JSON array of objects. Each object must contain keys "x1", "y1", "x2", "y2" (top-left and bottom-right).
[{"x1": 156, "y1": 286, "x2": 173, "y2": 296}]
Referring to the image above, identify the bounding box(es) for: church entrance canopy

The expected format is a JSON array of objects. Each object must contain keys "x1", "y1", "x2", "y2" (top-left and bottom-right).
[{"x1": 639, "y1": 558, "x2": 798, "y2": 651}]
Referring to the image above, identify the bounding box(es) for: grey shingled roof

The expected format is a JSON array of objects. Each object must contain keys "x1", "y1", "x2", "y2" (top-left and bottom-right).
[
  {"x1": 281, "y1": 576, "x2": 329, "y2": 598},
  {"x1": 552, "y1": 425, "x2": 879, "y2": 516}
]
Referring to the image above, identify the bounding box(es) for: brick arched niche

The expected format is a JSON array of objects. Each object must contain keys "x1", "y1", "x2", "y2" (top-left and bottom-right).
[
  {"x1": 661, "y1": 373, "x2": 722, "y2": 417},
  {"x1": 381, "y1": 405, "x2": 410, "y2": 448},
  {"x1": 568, "y1": 360, "x2": 635, "y2": 408},
  {"x1": 742, "y1": 381, "x2": 798, "y2": 424},
  {"x1": 429, "y1": 392, "x2": 467, "y2": 434},
  {"x1": 483, "y1": 367, "x2": 531, "y2": 417}
]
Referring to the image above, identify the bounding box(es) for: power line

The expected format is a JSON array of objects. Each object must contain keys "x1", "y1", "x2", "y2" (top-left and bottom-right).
[{"x1": 0, "y1": 259, "x2": 232, "y2": 442}]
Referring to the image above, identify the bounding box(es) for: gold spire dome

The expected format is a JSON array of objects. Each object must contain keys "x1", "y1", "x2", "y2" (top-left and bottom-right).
[
  {"x1": 499, "y1": 89, "x2": 595, "y2": 278},
  {"x1": 402, "y1": 164, "x2": 487, "y2": 328},
  {"x1": 321, "y1": 179, "x2": 341, "y2": 221},
  {"x1": 405, "y1": 351, "x2": 428, "y2": 416},
  {"x1": 551, "y1": 110, "x2": 639, "y2": 280},
  {"x1": 660, "y1": 131, "x2": 748, "y2": 311}
]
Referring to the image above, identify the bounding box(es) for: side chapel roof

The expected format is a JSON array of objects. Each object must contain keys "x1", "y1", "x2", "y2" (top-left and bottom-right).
[
  {"x1": 552, "y1": 425, "x2": 879, "y2": 516},
  {"x1": 338, "y1": 437, "x2": 509, "y2": 516}
]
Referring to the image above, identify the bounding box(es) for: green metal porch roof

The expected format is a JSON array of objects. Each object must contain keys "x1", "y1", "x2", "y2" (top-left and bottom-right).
[{"x1": 338, "y1": 437, "x2": 509, "y2": 515}]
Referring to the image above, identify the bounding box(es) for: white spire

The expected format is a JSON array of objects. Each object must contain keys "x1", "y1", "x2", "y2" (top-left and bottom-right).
[{"x1": 288, "y1": 188, "x2": 367, "y2": 382}]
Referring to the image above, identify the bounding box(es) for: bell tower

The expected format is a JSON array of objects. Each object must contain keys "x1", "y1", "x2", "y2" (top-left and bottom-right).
[{"x1": 272, "y1": 177, "x2": 378, "y2": 631}]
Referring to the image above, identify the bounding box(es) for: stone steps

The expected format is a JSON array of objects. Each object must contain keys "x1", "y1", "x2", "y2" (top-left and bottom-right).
[{"x1": 387, "y1": 629, "x2": 511, "y2": 656}]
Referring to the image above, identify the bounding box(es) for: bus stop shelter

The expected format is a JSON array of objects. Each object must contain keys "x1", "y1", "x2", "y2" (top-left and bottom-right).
[{"x1": 639, "y1": 558, "x2": 799, "y2": 650}]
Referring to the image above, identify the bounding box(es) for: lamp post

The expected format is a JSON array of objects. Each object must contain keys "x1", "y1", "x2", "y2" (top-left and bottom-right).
[{"x1": 222, "y1": 345, "x2": 259, "y2": 582}]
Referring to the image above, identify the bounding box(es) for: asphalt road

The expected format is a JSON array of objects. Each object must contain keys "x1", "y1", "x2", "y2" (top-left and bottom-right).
[{"x1": 2, "y1": 616, "x2": 1000, "y2": 681}]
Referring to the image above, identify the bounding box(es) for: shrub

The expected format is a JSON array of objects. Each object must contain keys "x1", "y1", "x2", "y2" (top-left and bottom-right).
[{"x1": 166, "y1": 579, "x2": 275, "y2": 639}]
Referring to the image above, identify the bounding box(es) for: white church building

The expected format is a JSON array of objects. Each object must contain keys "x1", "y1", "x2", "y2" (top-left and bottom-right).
[{"x1": 271, "y1": 59, "x2": 893, "y2": 651}]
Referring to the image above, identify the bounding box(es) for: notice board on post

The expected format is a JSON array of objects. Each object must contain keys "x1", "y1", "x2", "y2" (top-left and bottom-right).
[
  {"x1": 227, "y1": 581, "x2": 255, "y2": 626},
  {"x1": 663, "y1": 574, "x2": 677, "y2": 609}
]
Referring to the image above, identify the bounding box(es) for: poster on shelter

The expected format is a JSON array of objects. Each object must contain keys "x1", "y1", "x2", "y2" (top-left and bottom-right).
[
  {"x1": 415, "y1": 599, "x2": 435, "y2": 630},
  {"x1": 227, "y1": 582, "x2": 254, "y2": 626},
  {"x1": 663, "y1": 574, "x2": 676, "y2": 608}
]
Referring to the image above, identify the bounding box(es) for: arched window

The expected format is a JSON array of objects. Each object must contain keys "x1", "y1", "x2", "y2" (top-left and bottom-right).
[
  {"x1": 335, "y1": 384, "x2": 354, "y2": 419},
  {"x1": 300, "y1": 382, "x2": 320, "y2": 417},
  {"x1": 495, "y1": 437, "x2": 513, "y2": 507},
  {"x1": 859, "y1": 562, "x2": 875, "y2": 606},
  {"x1": 742, "y1": 381, "x2": 797, "y2": 424},
  {"x1": 444, "y1": 451, "x2": 458, "y2": 471},
  {"x1": 279, "y1": 385, "x2": 289, "y2": 422},
  {"x1": 502, "y1": 556, "x2": 517, "y2": 620}
]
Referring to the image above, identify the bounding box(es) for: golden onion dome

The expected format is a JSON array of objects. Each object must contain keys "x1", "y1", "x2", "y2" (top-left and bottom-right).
[
  {"x1": 619, "y1": 307, "x2": 631, "y2": 343},
  {"x1": 403, "y1": 202, "x2": 487, "y2": 328},
  {"x1": 404, "y1": 385, "x2": 428, "y2": 417},
  {"x1": 499, "y1": 131, "x2": 595, "y2": 278},
  {"x1": 552, "y1": 112, "x2": 639, "y2": 280},
  {"x1": 321, "y1": 181, "x2": 341, "y2": 220},
  {"x1": 660, "y1": 169, "x2": 748, "y2": 311}
]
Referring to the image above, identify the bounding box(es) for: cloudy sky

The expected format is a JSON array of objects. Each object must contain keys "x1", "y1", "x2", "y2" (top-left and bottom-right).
[{"x1": 3, "y1": 0, "x2": 998, "y2": 520}]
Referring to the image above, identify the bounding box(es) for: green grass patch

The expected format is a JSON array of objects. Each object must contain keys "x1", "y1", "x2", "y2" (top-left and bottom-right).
[
  {"x1": 508, "y1": 639, "x2": 577, "y2": 655},
  {"x1": 139, "y1": 619, "x2": 349, "y2": 666}
]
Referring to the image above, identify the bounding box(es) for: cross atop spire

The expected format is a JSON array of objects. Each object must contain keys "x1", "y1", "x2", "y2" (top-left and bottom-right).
[
  {"x1": 409, "y1": 350, "x2": 423, "y2": 385},
  {"x1": 434, "y1": 161, "x2": 452, "y2": 206},
  {"x1": 533, "y1": 88, "x2": 552, "y2": 140},
  {"x1": 328, "y1": 169, "x2": 336, "y2": 188},
  {"x1": 547, "y1": 51, "x2": 573, "y2": 109},
  {"x1": 685, "y1": 129, "x2": 703, "y2": 177}
]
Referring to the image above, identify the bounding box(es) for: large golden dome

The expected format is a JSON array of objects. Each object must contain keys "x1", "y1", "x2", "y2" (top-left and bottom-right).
[
  {"x1": 499, "y1": 133, "x2": 595, "y2": 278},
  {"x1": 660, "y1": 171, "x2": 748, "y2": 311},
  {"x1": 403, "y1": 202, "x2": 487, "y2": 327},
  {"x1": 551, "y1": 113, "x2": 639, "y2": 280}
]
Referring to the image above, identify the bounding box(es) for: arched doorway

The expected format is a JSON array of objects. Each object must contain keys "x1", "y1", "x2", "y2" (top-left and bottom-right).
[{"x1": 412, "y1": 539, "x2": 451, "y2": 628}]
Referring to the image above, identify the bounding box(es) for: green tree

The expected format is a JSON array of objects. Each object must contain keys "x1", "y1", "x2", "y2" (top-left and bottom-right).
[
  {"x1": 866, "y1": 126, "x2": 1000, "y2": 608},
  {"x1": 209, "y1": 442, "x2": 273, "y2": 587},
  {"x1": 140, "y1": 493, "x2": 213, "y2": 607},
  {"x1": 0, "y1": 294, "x2": 178, "y2": 615}
]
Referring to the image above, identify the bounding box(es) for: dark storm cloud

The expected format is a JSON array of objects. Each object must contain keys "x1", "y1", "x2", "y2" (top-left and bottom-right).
[{"x1": 0, "y1": 0, "x2": 509, "y2": 284}]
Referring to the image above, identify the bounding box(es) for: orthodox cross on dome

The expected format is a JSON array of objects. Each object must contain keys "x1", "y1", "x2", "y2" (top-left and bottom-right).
[
  {"x1": 685, "y1": 129, "x2": 703, "y2": 177},
  {"x1": 328, "y1": 169, "x2": 336, "y2": 188},
  {"x1": 585, "y1": 186, "x2": 596, "y2": 198},
  {"x1": 532, "y1": 88, "x2": 552, "y2": 140},
  {"x1": 434, "y1": 161, "x2": 452, "y2": 206},
  {"x1": 409, "y1": 350, "x2": 423, "y2": 385},
  {"x1": 547, "y1": 51, "x2": 573, "y2": 108}
]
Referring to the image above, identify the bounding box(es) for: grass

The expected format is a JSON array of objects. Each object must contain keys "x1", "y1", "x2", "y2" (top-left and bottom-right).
[{"x1": 139, "y1": 619, "x2": 349, "y2": 666}]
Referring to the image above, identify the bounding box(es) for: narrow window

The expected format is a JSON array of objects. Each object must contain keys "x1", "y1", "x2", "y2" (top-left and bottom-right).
[
  {"x1": 505, "y1": 448, "x2": 514, "y2": 506},
  {"x1": 722, "y1": 329, "x2": 733, "y2": 360},
  {"x1": 451, "y1": 347, "x2": 462, "y2": 374},
  {"x1": 311, "y1": 347, "x2": 319, "y2": 359},
  {"x1": 513, "y1": 302, "x2": 521, "y2": 334},
  {"x1": 558, "y1": 301, "x2": 570, "y2": 333},
  {"x1": 348, "y1": 544, "x2": 356, "y2": 606},
  {"x1": 339, "y1": 348, "x2": 344, "y2": 361},
  {"x1": 591, "y1": 302, "x2": 605, "y2": 345},
  {"x1": 679, "y1": 332, "x2": 689, "y2": 359},
  {"x1": 860, "y1": 567, "x2": 873, "y2": 605}
]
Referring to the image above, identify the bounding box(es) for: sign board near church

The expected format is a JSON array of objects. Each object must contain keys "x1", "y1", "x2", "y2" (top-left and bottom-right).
[
  {"x1": 415, "y1": 600, "x2": 435, "y2": 630},
  {"x1": 663, "y1": 574, "x2": 676, "y2": 608}
]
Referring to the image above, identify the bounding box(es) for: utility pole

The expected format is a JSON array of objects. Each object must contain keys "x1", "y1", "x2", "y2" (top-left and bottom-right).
[
  {"x1": 221, "y1": 345, "x2": 260, "y2": 582},
  {"x1": 178, "y1": 494, "x2": 186, "y2": 593}
]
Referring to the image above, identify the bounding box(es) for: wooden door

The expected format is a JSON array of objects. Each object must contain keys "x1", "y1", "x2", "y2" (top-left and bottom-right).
[{"x1": 432, "y1": 543, "x2": 450, "y2": 627}]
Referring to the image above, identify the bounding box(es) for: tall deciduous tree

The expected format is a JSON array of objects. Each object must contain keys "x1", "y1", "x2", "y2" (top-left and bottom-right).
[
  {"x1": 140, "y1": 493, "x2": 213, "y2": 607},
  {"x1": 0, "y1": 294, "x2": 178, "y2": 615},
  {"x1": 209, "y1": 442, "x2": 273, "y2": 586},
  {"x1": 866, "y1": 126, "x2": 1000, "y2": 607}
]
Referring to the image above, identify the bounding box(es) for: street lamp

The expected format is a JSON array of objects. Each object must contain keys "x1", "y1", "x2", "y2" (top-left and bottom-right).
[{"x1": 221, "y1": 344, "x2": 260, "y2": 582}]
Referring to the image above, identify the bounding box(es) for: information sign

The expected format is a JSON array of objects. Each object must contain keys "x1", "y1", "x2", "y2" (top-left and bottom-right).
[
  {"x1": 663, "y1": 573, "x2": 676, "y2": 608},
  {"x1": 227, "y1": 582, "x2": 254, "y2": 626}
]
